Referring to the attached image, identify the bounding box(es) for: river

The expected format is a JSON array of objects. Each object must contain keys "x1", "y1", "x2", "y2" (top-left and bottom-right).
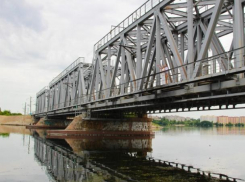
[{"x1": 0, "y1": 126, "x2": 244, "y2": 182}]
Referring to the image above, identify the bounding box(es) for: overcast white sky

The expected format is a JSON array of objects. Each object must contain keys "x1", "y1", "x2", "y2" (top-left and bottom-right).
[{"x1": 0, "y1": 0, "x2": 243, "y2": 118}]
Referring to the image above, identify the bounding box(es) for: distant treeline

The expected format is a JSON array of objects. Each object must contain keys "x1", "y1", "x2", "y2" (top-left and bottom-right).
[
  {"x1": 0, "y1": 110, "x2": 22, "y2": 116},
  {"x1": 152, "y1": 118, "x2": 244, "y2": 127}
]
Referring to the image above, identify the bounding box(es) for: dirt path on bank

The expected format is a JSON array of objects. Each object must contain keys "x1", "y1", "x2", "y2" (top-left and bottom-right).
[{"x1": 0, "y1": 115, "x2": 33, "y2": 126}]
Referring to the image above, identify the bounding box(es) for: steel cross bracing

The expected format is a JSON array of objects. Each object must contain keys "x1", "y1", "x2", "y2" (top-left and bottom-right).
[{"x1": 35, "y1": 0, "x2": 245, "y2": 117}]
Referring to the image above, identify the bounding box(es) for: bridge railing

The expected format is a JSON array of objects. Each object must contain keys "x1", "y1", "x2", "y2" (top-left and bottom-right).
[
  {"x1": 94, "y1": 0, "x2": 177, "y2": 51},
  {"x1": 36, "y1": 86, "x2": 48, "y2": 97},
  {"x1": 49, "y1": 57, "x2": 85, "y2": 87},
  {"x1": 36, "y1": 47, "x2": 245, "y2": 114}
]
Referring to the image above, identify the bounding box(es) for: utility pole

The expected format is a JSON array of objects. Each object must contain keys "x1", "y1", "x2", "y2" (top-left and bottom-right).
[
  {"x1": 25, "y1": 102, "x2": 26, "y2": 115},
  {"x1": 23, "y1": 103, "x2": 26, "y2": 115},
  {"x1": 30, "y1": 97, "x2": 32, "y2": 115}
]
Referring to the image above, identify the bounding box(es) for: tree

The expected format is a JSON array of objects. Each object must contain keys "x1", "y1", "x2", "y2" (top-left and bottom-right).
[
  {"x1": 0, "y1": 110, "x2": 22, "y2": 116},
  {"x1": 199, "y1": 121, "x2": 213, "y2": 127}
]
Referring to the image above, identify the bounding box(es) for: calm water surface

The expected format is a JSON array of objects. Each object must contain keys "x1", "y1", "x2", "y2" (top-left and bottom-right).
[{"x1": 0, "y1": 126, "x2": 244, "y2": 182}]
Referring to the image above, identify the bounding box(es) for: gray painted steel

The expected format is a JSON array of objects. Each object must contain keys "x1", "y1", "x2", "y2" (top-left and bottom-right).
[{"x1": 35, "y1": 0, "x2": 245, "y2": 118}]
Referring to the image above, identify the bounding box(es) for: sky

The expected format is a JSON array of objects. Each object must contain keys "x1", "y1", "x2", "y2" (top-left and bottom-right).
[{"x1": 0, "y1": 0, "x2": 243, "y2": 118}]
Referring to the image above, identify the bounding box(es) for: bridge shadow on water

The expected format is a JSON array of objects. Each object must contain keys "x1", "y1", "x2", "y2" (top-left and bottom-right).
[{"x1": 32, "y1": 131, "x2": 242, "y2": 182}]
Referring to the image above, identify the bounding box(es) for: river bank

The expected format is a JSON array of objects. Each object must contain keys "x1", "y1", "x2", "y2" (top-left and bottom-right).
[
  {"x1": 0, "y1": 115, "x2": 33, "y2": 126},
  {"x1": 151, "y1": 122, "x2": 164, "y2": 130}
]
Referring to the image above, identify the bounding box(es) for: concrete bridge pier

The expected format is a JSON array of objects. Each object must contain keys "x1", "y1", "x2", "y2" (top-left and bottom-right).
[
  {"x1": 47, "y1": 111, "x2": 154, "y2": 138},
  {"x1": 27, "y1": 116, "x2": 71, "y2": 130}
]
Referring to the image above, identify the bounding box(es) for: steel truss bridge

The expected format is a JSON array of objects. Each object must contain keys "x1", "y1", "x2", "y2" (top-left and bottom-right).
[{"x1": 35, "y1": 0, "x2": 245, "y2": 118}]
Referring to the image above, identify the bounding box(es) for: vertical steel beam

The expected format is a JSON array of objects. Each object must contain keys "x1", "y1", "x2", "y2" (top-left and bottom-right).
[
  {"x1": 79, "y1": 64, "x2": 86, "y2": 103},
  {"x1": 120, "y1": 42, "x2": 126, "y2": 94},
  {"x1": 38, "y1": 96, "x2": 42, "y2": 112},
  {"x1": 71, "y1": 72, "x2": 76, "y2": 104},
  {"x1": 53, "y1": 85, "x2": 57, "y2": 109},
  {"x1": 180, "y1": 33, "x2": 185, "y2": 62},
  {"x1": 64, "y1": 76, "x2": 69, "y2": 107},
  {"x1": 47, "y1": 90, "x2": 51, "y2": 111},
  {"x1": 156, "y1": 15, "x2": 161, "y2": 86},
  {"x1": 233, "y1": 0, "x2": 245, "y2": 69},
  {"x1": 197, "y1": 24, "x2": 202, "y2": 56},
  {"x1": 61, "y1": 78, "x2": 67, "y2": 108},
  {"x1": 187, "y1": 0, "x2": 194, "y2": 79},
  {"x1": 107, "y1": 46, "x2": 111, "y2": 97},
  {"x1": 74, "y1": 72, "x2": 80, "y2": 105},
  {"x1": 51, "y1": 87, "x2": 55, "y2": 110},
  {"x1": 42, "y1": 94, "x2": 44, "y2": 113},
  {"x1": 136, "y1": 24, "x2": 142, "y2": 90},
  {"x1": 57, "y1": 82, "x2": 61, "y2": 108},
  {"x1": 95, "y1": 62, "x2": 100, "y2": 100},
  {"x1": 68, "y1": 74, "x2": 73, "y2": 106},
  {"x1": 88, "y1": 58, "x2": 98, "y2": 101},
  {"x1": 124, "y1": 63, "x2": 129, "y2": 93},
  {"x1": 59, "y1": 79, "x2": 64, "y2": 108}
]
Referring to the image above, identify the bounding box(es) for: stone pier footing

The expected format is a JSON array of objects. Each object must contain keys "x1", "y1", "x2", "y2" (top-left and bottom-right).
[
  {"x1": 26, "y1": 117, "x2": 71, "y2": 130},
  {"x1": 47, "y1": 113, "x2": 154, "y2": 138}
]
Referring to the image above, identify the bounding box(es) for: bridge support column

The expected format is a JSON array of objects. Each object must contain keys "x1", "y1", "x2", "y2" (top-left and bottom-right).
[
  {"x1": 47, "y1": 112, "x2": 154, "y2": 138},
  {"x1": 27, "y1": 116, "x2": 71, "y2": 129}
]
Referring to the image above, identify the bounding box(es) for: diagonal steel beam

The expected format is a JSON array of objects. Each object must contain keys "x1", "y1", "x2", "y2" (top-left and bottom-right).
[
  {"x1": 192, "y1": 0, "x2": 224, "y2": 79},
  {"x1": 98, "y1": 54, "x2": 107, "y2": 91},
  {"x1": 145, "y1": 47, "x2": 156, "y2": 89},
  {"x1": 158, "y1": 10, "x2": 187, "y2": 80},
  {"x1": 163, "y1": 42, "x2": 177, "y2": 83},
  {"x1": 123, "y1": 37, "x2": 136, "y2": 91},
  {"x1": 139, "y1": 17, "x2": 156, "y2": 90},
  {"x1": 199, "y1": 22, "x2": 228, "y2": 70},
  {"x1": 110, "y1": 42, "x2": 122, "y2": 96}
]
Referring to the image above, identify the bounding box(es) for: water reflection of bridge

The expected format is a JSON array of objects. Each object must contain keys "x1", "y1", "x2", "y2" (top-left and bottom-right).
[{"x1": 34, "y1": 134, "x2": 242, "y2": 182}]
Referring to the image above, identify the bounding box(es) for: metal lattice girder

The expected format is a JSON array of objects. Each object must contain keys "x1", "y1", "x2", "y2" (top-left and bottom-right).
[
  {"x1": 35, "y1": 0, "x2": 245, "y2": 117},
  {"x1": 37, "y1": 58, "x2": 92, "y2": 113}
]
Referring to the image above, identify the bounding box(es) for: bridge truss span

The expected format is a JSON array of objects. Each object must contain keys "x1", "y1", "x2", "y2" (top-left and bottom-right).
[{"x1": 35, "y1": 0, "x2": 245, "y2": 118}]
